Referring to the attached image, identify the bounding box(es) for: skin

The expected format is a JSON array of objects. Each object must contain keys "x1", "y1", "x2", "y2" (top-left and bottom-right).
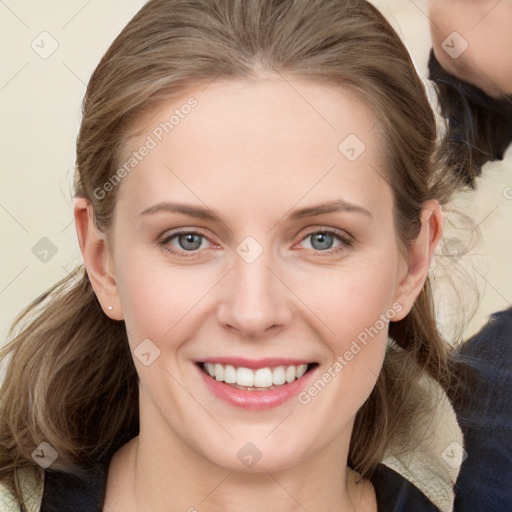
[
  {"x1": 428, "y1": 0, "x2": 512, "y2": 98},
  {"x1": 74, "y1": 75, "x2": 442, "y2": 512}
]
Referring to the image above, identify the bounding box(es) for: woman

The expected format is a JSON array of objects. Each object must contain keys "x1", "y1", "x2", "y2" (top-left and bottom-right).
[{"x1": 0, "y1": 1, "x2": 510, "y2": 511}]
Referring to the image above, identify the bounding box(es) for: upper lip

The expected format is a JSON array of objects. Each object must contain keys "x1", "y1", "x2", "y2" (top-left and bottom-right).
[{"x1": 197, "y1": 357, "x2": 316, "y2": 370}]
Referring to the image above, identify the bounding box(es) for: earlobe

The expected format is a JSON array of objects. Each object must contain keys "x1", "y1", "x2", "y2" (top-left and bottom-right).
[
  {"x1": 392, "y1": 200, "x2": 443, "y2": 321},
  {"x1": 73, "y1": 196, "x2": 124, "y2": 320}
]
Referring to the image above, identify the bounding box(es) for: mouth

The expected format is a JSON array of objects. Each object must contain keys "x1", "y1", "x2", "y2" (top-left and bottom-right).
[
  {"x1": 194, "y1": 360, "x2": 319, "y2": 410},
  {"x1": 196, "y1": 361, "x2": 319, "y2": 391}
]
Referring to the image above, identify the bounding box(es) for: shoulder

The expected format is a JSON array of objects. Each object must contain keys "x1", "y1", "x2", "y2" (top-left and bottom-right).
[
  {"x1": 457, "y1": 307, "x2": 512, "y2": 359},
  {"x1": 2, "y1": 455, "x2": 111, "y2": 512},
  {"x1": 450, "y1": 307, "x2": 512, "y2": 512},
  {"x1": 38, "y1": 457, "x2": 110, "y2": 511},
  {"x1": 452, "y1": 306, "x2": 512, "y2": 413},
  {"x1": 0, "y1": 467, "x2": 44, "y2": 512},
  {"x1": 371, "y1": 309, "x2": 512, "y2": 512}
]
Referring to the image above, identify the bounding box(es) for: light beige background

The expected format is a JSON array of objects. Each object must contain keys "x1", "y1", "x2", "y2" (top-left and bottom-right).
[{"x1": 1, "y1": 0, "x2": 511, "y2": 346}]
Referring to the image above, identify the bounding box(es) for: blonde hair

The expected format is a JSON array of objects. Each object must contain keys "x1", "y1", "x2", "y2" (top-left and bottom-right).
[{"x1": 1, "y1": 0, "x2": 462, "y2": 508}]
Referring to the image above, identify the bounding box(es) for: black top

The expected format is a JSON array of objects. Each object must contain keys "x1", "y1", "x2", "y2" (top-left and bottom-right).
[{"x1": 39, "y1": 307, "x2": 512, "y2": 511}]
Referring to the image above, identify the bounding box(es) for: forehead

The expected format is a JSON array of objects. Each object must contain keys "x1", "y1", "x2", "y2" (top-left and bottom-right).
[{"x1": 115, "y1": 76, "x2": 390, "y2": 219}]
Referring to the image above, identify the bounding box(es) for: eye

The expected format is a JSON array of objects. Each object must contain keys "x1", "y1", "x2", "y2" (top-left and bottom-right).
[
  {"x1": 159, "y1": 227, "x2": 353, "y2": 258},
  {"x1": 298, "y1": 229, "x2": 352, "y2": 255},
  {"x1": 160, "y1": 229, "x2": 213, "y2": 257}
]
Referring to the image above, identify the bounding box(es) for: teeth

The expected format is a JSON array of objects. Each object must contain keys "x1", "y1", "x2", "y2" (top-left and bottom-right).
[
  {"x1": 237, "y1": 367, "x2": 254, "y2": 386},
  {"x1": 214, "y1": 363, "x2": 224, "y2": 381},
  {"x1": 223, "y1": 364, "x2": 237, "y2": 384},
  {"x1": 285, "y1": 365, "x2": 296, "y2": 383},
  {"x1": 296, "y1": 364, "x2": 308, "y2": 378},
  {"x1": 254, "y1": 368, "x2": 272, "y2": 387},
  {"x1": 202, "y1": 362, "x2": 309, "y2": 388},
  {"x1": 206, "y1": 364, "x2": 215, "y2": 378},
  {"x1": 273, "y1": 366, "x2": 286, "y2": 385}
]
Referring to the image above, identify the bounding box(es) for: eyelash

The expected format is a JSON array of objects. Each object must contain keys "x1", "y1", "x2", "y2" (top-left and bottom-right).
[{"x1": 159, "y1": 228, "x2": 353, "y2": 258}]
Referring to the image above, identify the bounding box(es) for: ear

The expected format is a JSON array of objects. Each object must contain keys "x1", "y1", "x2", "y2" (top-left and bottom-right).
[
  {"x1": 392, "y1": 199, "x2": 443, "y2": 321},
  {"x1": 74, "y1": 196, "x2": 124, "y2": 320}
]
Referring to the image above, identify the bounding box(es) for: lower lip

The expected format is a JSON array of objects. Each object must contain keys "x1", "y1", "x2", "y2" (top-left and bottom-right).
[{"x1": 196, "y1": 363, "x2": 317, "y2": 410}]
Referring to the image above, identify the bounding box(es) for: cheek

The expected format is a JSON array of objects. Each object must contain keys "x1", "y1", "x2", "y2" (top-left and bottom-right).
[
  {"x1": 326, "y1": 282, "x2": 391, "y2": 388},
  {"x1": 115, "y1": 252, "x2": 217, "y2": 348},
  {"x1": 290, "y1": 253, "x2": 399, "y2": 346},
  {"x1": 292, "y1": 256, "x2": 398, "y2": 404}
]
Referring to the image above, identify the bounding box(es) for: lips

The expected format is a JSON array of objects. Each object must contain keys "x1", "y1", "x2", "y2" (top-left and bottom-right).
[{"x1": 195, "y1": 358, "x2": 319, "y2": 410}]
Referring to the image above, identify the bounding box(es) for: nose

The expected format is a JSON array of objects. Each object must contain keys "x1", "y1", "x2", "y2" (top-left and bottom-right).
[{"x1": 217, "y1": 248, "x2": 293, "y2": 339}]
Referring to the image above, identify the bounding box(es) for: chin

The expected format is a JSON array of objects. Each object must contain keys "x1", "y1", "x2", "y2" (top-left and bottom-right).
[{"x1": 200, "y1": 434, "x2": 314, "y2": 474}]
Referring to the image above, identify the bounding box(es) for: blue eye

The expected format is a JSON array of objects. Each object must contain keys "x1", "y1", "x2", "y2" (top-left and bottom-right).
[
  {"x1": 174, "y1": 232, "x2": 204, "y2": 251},
  {"x1": 161, "y1": 230, "x2": 211, "y2": 257},
  {"x1": 300, "y1": 230, "x2": 351, "y2": 254},
  {"x1": 160, "y1": 228, "x2": 352, "y2": 258}
]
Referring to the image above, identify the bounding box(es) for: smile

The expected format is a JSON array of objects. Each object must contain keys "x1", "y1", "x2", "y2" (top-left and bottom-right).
[
  {"x1": 195, "y1": 360, "x2": 319, "y2": 410},
  {"x1": 201, "y1": 361, "x2": 312, "y2": 389}
]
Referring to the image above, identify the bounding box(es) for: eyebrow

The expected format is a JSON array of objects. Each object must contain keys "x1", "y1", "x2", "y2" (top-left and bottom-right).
[
  {"x1": 139, "y1": 199, "x2": 372, "y2": 223},
  {"x1": 139, "y1": 202, "x2": 225, "y2": 223},
  {"x1": 285, "y1": 199, "x2": 372, "y2": 221}
]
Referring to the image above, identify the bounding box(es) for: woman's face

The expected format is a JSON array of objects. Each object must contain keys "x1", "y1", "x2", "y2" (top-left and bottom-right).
[{"x1": 105, "y1": 77, "x2": 415, "y2": 472}]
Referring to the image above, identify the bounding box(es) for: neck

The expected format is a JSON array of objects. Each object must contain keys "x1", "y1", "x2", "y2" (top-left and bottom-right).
[{"x1": 105, "y1": 430, "x2": 375, "y2": 512}]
